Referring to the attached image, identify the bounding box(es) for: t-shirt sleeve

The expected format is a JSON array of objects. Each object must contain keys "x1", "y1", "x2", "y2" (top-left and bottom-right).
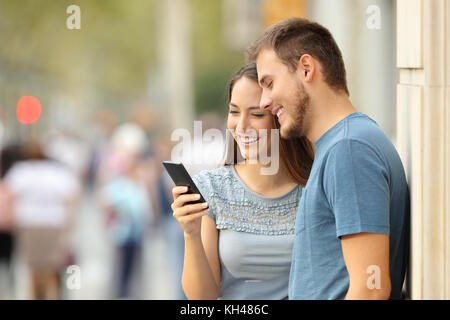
[
  {"x1": 323, "y1": 139, "x2": 390, "y2": 238},
  {"x1": 192, "y1": 172, "x2": 216, "y2": 222}
]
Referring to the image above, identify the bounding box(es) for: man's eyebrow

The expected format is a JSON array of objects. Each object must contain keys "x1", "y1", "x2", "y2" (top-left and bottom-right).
[{"x1": 258, "y1": 75, "x2": 267, "y2": 87}]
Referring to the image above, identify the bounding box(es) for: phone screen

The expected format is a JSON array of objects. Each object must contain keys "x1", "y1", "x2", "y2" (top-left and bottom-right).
[{"x1": 162, "y1": 161, "x2": 206, "y2": 204}]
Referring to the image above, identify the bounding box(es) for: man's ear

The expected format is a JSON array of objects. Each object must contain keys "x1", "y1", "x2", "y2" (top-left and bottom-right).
[{"x1": 297, "y1": 54, "x2": 315, "y2": 83}]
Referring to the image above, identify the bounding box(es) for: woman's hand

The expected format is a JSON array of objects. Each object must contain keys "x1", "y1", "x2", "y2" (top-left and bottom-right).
[{"x1": 171, "y1": 186, "x2": 209, "y2": 237}]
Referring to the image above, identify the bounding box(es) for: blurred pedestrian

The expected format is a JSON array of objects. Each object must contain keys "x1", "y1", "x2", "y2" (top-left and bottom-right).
[
  {"x1": 0, "y1": 180, "x2": 14, "y2": 298},
  {"x1": 4, "y1": 140, "x2": 80, "y2": 300},
  {"x1": 98, "y1": 123, "x2": 152, "y2": 299},
  {"x1": 0, "y1": 143, "x2": 24, "y2": 298}
]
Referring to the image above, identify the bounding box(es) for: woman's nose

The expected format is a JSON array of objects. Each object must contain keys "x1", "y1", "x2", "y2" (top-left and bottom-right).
[{"x1": 236, "y1": 114, "x2": 250, "y2": 133}]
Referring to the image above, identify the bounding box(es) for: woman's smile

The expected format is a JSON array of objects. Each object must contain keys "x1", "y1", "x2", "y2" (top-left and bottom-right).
[{"x1": 237, "y1": 134, "x2": 260, "y2": 147}]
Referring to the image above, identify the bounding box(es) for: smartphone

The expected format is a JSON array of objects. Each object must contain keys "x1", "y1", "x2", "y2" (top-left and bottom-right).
[{"x1": 162, "y1": 161, "x2": 207, "y2": 205}]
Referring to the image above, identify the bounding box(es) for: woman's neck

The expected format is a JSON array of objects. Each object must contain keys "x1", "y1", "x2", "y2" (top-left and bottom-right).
[{"x1": 234, "y1": 160, "x2": 296, "y2": 196}]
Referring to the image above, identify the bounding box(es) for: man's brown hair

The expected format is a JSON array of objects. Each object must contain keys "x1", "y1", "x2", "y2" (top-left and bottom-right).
[{"x1": 246, "y1": 17, "x2": 349, "y2": 96}]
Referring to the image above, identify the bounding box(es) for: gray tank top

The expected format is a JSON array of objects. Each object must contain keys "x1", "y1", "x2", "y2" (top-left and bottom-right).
[{"x1": 193, "y1": 165, "x2": 301, "y2": 299}]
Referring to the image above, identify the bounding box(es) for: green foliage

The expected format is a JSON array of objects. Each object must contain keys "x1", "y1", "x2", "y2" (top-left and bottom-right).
[
  {"x1": 0, "y1": 0, "x2": 246, "y2": 120},
  {"x1": 0, "y1": 0, "x2": 157, "y2": 98},
  {"x1": 191, "y1": 0, "x2": 245, "y2": 115}
]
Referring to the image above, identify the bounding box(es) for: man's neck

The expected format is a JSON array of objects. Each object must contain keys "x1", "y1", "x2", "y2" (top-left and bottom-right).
[{"x1": 306, "y1": 92, "x2": 357, "y2": 144}]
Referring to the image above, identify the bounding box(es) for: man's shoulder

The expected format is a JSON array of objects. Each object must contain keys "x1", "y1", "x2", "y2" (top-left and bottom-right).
[
  {"x1": 326, "y1": 115, "x2": 394, "y2": 162},
  {"x1": 345, "y1": 113, "x2": 396, "y2": 148},
  {"x1": 317, "y1": 113, "x2": 383, "y2": 150}
]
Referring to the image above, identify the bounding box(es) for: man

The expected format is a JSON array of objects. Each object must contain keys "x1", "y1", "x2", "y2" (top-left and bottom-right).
[{"x1": 247, "y1": 17, "x2": 410, "y2": 300}]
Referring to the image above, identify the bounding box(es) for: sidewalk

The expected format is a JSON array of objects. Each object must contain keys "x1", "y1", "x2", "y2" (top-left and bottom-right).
[{"x1": 12, "y1": 190, "x2": 178, "y2": 300}]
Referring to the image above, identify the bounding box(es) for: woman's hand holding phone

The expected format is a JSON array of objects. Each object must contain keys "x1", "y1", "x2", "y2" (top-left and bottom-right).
[{"x1": 171, "y1": 186, "x2": 209, "y2": 237}]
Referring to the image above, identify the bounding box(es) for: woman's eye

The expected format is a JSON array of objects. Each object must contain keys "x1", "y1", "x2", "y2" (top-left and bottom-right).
[
  {"x1": 229, "y1": 110, "x2": 239, "y2": 114},
  {"x1": 252, "y1": 113, "x2": 265, "y2": 117}
]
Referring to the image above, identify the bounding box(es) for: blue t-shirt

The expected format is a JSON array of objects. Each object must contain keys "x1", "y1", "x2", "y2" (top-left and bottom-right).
[
  {"x1": 193, "y1": 165, "x2": 301, "y2": 299},
  {"x1": 289, "y1": 112, "x2": 410, "y2": 300}
]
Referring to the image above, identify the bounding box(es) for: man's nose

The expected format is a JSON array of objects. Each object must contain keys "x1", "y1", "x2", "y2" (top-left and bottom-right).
[{"x1": 259, "y1": 91, "x2": 273, "y2": 111}]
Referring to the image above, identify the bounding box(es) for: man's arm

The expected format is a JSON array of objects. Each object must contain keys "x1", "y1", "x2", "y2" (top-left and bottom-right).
[{"x1": 341, "y1": 232, "x2": 391, "y2": 300}]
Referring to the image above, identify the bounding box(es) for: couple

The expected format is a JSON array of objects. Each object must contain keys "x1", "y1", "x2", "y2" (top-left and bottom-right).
[{"x1": 171, "y1": 17, "x2": 410, "y2": 300}]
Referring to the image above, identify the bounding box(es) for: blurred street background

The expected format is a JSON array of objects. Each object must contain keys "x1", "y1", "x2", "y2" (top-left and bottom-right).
[{"x1": 0, "y1": 0, "x2": 400, "y2": 300}]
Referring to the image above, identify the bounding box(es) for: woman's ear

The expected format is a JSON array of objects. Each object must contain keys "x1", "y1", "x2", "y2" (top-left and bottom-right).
[{"x1": 298, "y1": 54, "x2": 315, "y2": 82}]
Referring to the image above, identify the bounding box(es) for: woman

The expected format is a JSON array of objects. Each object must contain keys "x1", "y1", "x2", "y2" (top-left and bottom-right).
[{"x1": 171, "y1": 62, "x2": 314, "y2": 299}]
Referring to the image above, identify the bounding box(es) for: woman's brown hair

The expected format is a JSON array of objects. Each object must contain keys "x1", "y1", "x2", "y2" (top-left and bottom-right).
[{"x1": 223, "y1": 62, "x2": 314, "y2": 186}]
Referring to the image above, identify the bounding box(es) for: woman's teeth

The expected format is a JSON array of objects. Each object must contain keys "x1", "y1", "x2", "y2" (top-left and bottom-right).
[{"x1": 239, "y1": 136, "x2": 260, "y2": 144}]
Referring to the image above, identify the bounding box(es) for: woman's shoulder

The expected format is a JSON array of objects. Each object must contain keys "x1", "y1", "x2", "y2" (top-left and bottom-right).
[
  {"x1": 193, "y1": 165, "x2": 232, "y2": 178},
  {"x1": 192, "y1": 165, "x2": 236, "y2": 194},
  {"x1": 193, "y1": 165, "x2": 302, "y2": 235}
]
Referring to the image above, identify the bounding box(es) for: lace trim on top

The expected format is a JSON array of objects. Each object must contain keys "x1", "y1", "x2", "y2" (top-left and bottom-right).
[{"x1": 193, "y1": 165, "x2": 301, "y2": 236}]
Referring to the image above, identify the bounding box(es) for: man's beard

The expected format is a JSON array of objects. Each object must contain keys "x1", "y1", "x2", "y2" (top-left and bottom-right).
[{"x1": 282, "y1": 81, "x2": 310, "y2": 139}]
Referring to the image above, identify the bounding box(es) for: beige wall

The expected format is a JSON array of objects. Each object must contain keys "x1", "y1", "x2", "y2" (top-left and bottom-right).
[
  {"x1": 309, "y1": 0, "x2": 396, "y2": 138},
  {"x1": 396, "y1": 0, "x2": 450, "y2": 299}
]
